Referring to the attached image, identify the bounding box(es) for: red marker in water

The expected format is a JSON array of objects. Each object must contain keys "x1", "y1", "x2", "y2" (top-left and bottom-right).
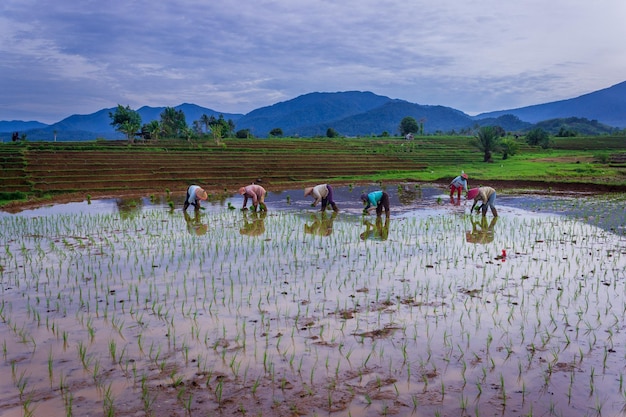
[{"x1": 502, "y1": 249, "x2": 507, "y2": 258}]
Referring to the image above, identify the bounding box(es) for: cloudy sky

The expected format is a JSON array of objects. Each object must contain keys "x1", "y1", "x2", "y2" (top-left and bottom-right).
[{"x1": 1, "y1": 0, "x2": 625, "y2": 124}]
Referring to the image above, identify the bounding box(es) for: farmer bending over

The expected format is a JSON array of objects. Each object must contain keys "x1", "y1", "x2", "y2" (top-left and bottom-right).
[
  {"x1": 183, "y1": 185, "x2": 208, "y2": 212},
  {"x1": 361, "y1": 190, "x2": 390, "y2": 217},
  {"x1": 304, "y1": 184, "x2": 339, "y2": 212},
  {"x1": 238, "y1": 184, "x2": 267, "y2": 211},
  {"x1": 469, "y1": 186, "x2": 498, "y2": 217}
]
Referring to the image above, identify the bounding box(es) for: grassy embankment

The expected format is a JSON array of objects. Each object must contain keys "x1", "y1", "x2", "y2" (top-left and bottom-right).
[{"x1": 1, "y1": 135, "x2": 625, "y2": 206}]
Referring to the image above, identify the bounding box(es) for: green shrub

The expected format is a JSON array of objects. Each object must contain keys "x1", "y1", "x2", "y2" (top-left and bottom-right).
[{"x1": 0, "y1": 191, "x2": 27, "y2": 202}]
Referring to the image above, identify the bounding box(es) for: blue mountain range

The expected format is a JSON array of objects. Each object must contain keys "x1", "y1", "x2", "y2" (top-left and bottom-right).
[{"x1": 2, "y1": 81, "x2": 624, "y2": 141}]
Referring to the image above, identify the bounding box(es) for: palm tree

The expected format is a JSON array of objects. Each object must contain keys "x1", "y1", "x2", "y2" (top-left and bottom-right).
[
  {"x1": 472, "y1": 126, "x2": 500, "y2": 162},
  {"x1": 146, "y1": 120, "x2": 161, "y2": 142},
  {"x1": 200, "y1": 114, "x2": 211, "y2": 135},
  {"x1": 160, "y1": 107, "x2": 186, "y2": 138},
  {"x1": 192, "y1": 120, "x2": 203, "y2": 136}
]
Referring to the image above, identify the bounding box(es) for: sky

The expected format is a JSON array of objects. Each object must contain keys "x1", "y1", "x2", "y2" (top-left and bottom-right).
[{"x1": 1, "y1": 0, "x2": 625, "y2": 124}]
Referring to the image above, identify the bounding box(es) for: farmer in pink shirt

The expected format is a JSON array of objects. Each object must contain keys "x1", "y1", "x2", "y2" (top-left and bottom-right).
[{"x1": 238, "y1": 184, "x2": 267, "y2": 211}]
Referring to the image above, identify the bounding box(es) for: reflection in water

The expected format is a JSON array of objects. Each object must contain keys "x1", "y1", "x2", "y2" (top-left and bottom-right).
[
  {"x1": 360, "y1": 216, "x2": 390, "y2": 241},
  {"x1": 239, "y1": 211, "x2": 266, "y2": 236},
  {"x1": 115, "y1": 197, "x2": 144, "y2": 219},
  {"x1": 184, "y1": 211, "x2": 208, "y2": 236},
  {"x1": 465, "y1": 216, "x2": 498, "y2": 244},
  {"x1": 304, "y1": 212, "x2": 337, "y2": 236}
]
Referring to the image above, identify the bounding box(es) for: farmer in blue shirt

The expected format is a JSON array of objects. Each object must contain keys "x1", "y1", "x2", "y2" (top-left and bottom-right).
[
  {"x1": 361, "y1": 190, "x2": 390, "y2": 217},
  {"x1": 449, "y1": 172, "x2": 468, "y2": 199}
]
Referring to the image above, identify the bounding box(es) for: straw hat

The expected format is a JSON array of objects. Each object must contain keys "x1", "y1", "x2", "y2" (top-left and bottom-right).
[
  {"x1": 195, "y1": 188, "x2": 208, "y2": 200},
  {"x1": 467, "y1": 188, "x2": 479, "y2": 200},
  {"x1": 238, "y1": 186, "x2": 246, "y2": 195},
  {"x1": 304, "y1": 187, "x2": 314, "y2": 197}
]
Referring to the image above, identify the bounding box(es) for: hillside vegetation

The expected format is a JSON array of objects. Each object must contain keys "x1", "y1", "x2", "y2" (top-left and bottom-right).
[{"x1": 1, "y1": 135, "x2": 626, "y2": 207}]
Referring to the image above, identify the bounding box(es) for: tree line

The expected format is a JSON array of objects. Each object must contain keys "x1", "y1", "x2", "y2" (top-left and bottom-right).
[
  {"x1": 109, "y1": 105, "x2": 554, "y2": 163},
  {"x1": 109, "y1": 105, "x2": 239, "y2": 143}
]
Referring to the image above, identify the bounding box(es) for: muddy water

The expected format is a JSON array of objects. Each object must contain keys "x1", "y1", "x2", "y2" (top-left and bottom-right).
[{"x1": 1, "y1": 185, "x2": 625, "y2": 416}]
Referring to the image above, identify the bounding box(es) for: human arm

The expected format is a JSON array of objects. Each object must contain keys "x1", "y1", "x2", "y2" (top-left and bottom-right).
[
  {"x1": 311, "y1": 189, "x2": 322, "y2": 207},
  {"x1": 470, "y1": 198, "x2": 478, "y2": 213}
]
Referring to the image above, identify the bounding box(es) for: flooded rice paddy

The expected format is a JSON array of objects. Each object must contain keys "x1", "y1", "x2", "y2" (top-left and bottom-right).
[{"x1": 1, "y1": 185, "x2": 625, "y2": 417}]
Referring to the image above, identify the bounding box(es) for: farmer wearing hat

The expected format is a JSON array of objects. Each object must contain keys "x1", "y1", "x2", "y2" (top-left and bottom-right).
[
  {"x1": 468, "y1": 186, "x2": 498, "y2": 217},
  {"x1": 361, "y1": 190, "x2": 390, "y2": 217},
  {"x1": 183, "y1": 184, "x2": 208, "y2": 212},
  {"x1": 449, "y1": 172, "x2": 469, "y2": 199},
  {"x1": 238, "y1": 184, "x2": 267, "y2": 211},
  {"x1": 304, "y1": 184, "x2": 339, "y2": 212}
]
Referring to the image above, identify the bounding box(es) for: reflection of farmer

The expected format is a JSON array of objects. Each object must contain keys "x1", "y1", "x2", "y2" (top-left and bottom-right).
[
  {"x1": 449, "y1": 172, "x2": 468, "y2": 199},
  {"x1": 361, "y1": 191, "x2": 390, "y2": 217},
  {"x1": 239, "y1": 211, "x2": 266, "y2": 236},
  {"x1": 184, "y1": 211, "x2": 208, "y2": 236},
  {"x1": 360, "y1": 216, "x2": 390, "y2": 241},
  {"x1": 238, "y1": 184, "x2": 267, "y2": 212},
  {"x1": 304, "y1": 184, "x2": 339, "y2": 212},
  {"x1": 304, "y1": 212, "x2": 337, "y2": 236},
  {"x1": 183, "y1": 185, "x2": 208, "y2": 212},
  {"x1": 469, "y1": 186, "x2": 498, "y2": 217},
  {"x1": 465, "y1": 216, "x2": 498, "y2": 244}
]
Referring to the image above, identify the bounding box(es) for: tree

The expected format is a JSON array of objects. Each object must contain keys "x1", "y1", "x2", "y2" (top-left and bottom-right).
[
  {"x1": 211, "y1": 123, "x2": 223, "y2": 145},
  {"x1": 492, "y1": 126, "x2": 506, "y2": 138},
  {"x1": 200, "y1": 114, "x2": 212, "y2": 134},
  {"x1": 472, "y1": 126, "x2": 500, "y2": 162},
  {"x1": 525, "y1": 128, "x2": 550, "y2": 148},
  {"x1": 557, "y1": 127, "x2": 577, "y2": 137},
  {"x1": 226, "y1": 119, "x2": 236, "y2": 137},
  {"x1": 144, "y1": 120, "x2": 161, "y2": 142},
  {"x1": 269, "y1": 128, "x2": 283, "y2": 137},
  {"x1": 499, "y1": 138, "x2": 519, "y2": 160},
  {"x1": 418, "y1": 118, "x2": 427, "y2": 135},
  {"x1": 399, "y1": 117, "x2": 419, "y2": 136},
  {"x1": 109, "y1": 105, "x2": 141, "y2": 143},
  {"x1": 326, "y1": 127, "x2": 339, "y2": 138},
  {"x1": 236, "y1": 129, "x2": 252, "y2": 138},
  {"x1": 207, "y1": 114, "x2": 232, "y2": 140},
  {"x1": 192, "y1": 120, "x2": 203, "y2": 136},
  {"x1": 160, "y1": 107, "x2": 187, "y2": 138},
  {"x1": 181, "y1": 126, "x2": 195, "y2": 142}
]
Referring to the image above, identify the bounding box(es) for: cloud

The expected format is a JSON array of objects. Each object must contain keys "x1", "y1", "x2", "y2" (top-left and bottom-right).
[{"x1": 1, "y1": 0, "x2": 625, "y2": 123}]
